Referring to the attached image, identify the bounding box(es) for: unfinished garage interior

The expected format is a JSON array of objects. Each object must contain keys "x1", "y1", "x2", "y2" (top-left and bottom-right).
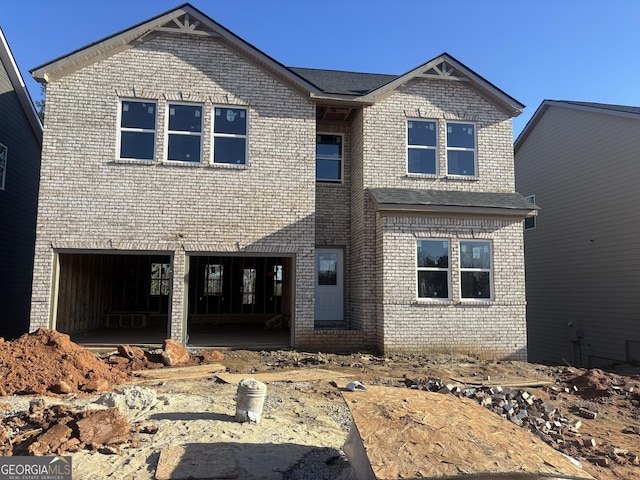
[{"x1": 54, "y1": 252, "x2": 292, "y2": 348}]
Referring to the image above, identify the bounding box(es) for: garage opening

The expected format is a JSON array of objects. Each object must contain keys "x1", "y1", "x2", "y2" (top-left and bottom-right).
[
  {"x1": 56, "y1": 253, "x2": 171, "y2": 346},
  {"x1": 186, "y1": 255, "x2": 292, "y2": 348}
]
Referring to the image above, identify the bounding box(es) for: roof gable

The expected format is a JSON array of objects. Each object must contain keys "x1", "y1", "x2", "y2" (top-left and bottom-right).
[
  {"x1": 515, "y1": 100, "x2": 640, "y2": 151},
  {"x1": 29, "y1": 6, "x2": 522, "y2": 116},
  {"x1": 0, "y1": 27, "x2": 42, "y2": 143},
  {"x1": 30, "y1": 3, "x2": 322, "y2": 98},
  {"x1": 360, "y1": 53, "x2": 524, "y2": 117}
]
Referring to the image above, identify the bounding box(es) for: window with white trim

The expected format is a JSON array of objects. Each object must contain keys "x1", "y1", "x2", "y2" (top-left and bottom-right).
[
  {"x1": 460, "y1": 240, "x2": 492, "y2": 299},
  {"x1": 524, "y1": 195, "x2": 536, "y2": 230},
  {"x1": 213, "y1": 106, "x2": 247, "y2": 165},
  {"x1": 167, "y1": 103, "x2": 202, "y2": 162},
  {"x1": 119, "y1": 100, "x2": 157, "y2": 160},
  {"x1": 408, "y1": 120, "x2": 437, "y2": 174},
  {"x1": 0, "y1": 143, "x2": 7, "y2": 190},
  {"x1": 417, "y1": 240, "x2": 450, "y2": 299},
  {"x1": 316, "y1": 134, "x2": 342, "y2": 182},
  {"x1": 447, "y1": 122, "x2": 476, "y2": 176}
]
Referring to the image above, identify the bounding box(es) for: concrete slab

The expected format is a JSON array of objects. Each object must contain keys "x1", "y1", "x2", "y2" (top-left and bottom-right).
[{"x1": 155, "y1": 443, "x2": 238, "y2": 479}]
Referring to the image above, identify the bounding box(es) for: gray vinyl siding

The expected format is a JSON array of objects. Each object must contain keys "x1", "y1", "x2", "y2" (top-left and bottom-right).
[
  {"x1": 0, "y1": 61, "x2": 41, "y2": 339},
  {"x1": 515, "y1": 105, "x2": 640, "y2": 366}
]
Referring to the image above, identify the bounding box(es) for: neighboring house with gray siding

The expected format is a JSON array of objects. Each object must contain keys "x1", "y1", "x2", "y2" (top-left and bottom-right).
[
  {"x1": 0, "y1": 27, "x2": 42, "y2": 339},
  {"x1": 29, "y1": 4, "x2": 536, "y2": 358},
  {"x1": 515, "y1": 100, "x2": 640, "y2": 366}
]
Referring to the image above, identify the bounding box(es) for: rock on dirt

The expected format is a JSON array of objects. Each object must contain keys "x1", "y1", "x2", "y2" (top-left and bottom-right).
[{"x1": 161, "y1": 339, "x2": 190, "y2": 366}]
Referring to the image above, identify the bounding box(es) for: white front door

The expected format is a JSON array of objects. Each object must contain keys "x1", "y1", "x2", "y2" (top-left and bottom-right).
[{"x1": 314, "y1": 248, "x2": 344, "y2": 321}]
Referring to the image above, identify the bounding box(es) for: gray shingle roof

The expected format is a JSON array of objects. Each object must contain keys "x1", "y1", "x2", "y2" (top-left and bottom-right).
[
  {"x1": 289, "y1": 67, "x2": 397, "y2": 96},
  {"x1": 369, "y1": 188, "x2": 538, "y2": 213},
  {"x1": 553, "y1": 101, "x2": 640, "y2": 116}
]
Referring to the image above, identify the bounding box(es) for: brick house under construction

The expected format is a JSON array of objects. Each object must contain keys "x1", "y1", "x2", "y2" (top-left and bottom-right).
[{"x1": 29, "y1": 3, "x2": 537, "y2": 357}]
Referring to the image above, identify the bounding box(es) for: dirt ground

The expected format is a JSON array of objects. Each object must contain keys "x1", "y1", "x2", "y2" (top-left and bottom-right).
[{"x1": 0, "y1": 329, "x2": 639, "y2": 479}]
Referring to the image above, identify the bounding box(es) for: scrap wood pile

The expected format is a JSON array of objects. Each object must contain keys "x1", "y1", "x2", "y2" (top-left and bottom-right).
[{"x1": 401, "y1": 369, "x2": 640, "y2": 470}]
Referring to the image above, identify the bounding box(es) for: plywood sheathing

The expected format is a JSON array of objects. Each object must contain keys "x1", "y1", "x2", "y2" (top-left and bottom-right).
[{"x1": 342, "y1": 386, "x2": 594, "y2": 480}]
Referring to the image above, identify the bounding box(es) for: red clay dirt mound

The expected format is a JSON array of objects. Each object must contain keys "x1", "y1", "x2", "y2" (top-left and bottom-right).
[{"x1": 0, "y1": 328, "x2": 129, "y2": 396}]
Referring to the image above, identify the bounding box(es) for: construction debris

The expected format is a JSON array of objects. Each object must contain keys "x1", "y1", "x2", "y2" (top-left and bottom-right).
[
  {"x1": 400, "y1": 371, "x2": 640, "y2": 472},
  {"x1": 1, "y1": 401, "x2": 135, "y2": 456}
]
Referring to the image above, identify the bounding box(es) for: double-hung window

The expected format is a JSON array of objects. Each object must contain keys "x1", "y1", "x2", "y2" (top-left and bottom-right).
[
  {"x1": 316, "y1": 134, "x2": 342, "y2": 182},
  {"x1": 119, "y1": 100, "x2": 157, "y2": 160},
  {"x1": 446, "y1": 122, "x2": 476, "y2": 176},
  {"x1": 460, "y1": 240, "x2": 492, "y2": 299},
  {"x1": 417, "y1": 240, "x2": 450, "y2": 299},
  {"x1": 213, "y1": 107, "x2": 247, "y2": 165},
  {"x1": 167, "y1": 103, "x2": 203, "y2": 162},
  {"x1": 0, "y1": 143, "x2": 7, "y2": 190},
  {"x1": 408, "y1": 120, "x2": 437, "y2": 175}
]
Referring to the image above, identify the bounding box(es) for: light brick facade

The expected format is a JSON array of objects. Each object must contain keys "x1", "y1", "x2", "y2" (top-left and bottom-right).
[{"x1": 30, "y1": 5, "x2": 531, "y2": 359}]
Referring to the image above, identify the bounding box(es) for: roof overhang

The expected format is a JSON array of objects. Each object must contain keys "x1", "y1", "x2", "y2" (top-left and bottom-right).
[
  {"x1": 30, "y1": 3, "x2": 323, "y2": 98},
  {"x1": 515, "y1": 99, "x2": 640, "y2": 151},
  {"x1": 361, "y1": 53, "x2": 524, "y2": 118},
  {"x1": 369, "y1": 188, "x2": 538, "y2": 218}
]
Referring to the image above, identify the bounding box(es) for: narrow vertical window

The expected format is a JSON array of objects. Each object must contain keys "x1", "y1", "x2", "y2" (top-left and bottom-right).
[
  {"x1": 408, "y1": 120, "x2": 437, "y2": 174},
  {"x1": 213, "y1": 107, "x2": 247, "y2": 165},
  {"x1": 460, "y1": 240, "x2": 492, "y2": 299},
  {"x1": 150, "y1": 262, "x2": 171, "y2": 296},
  {"x1": 204, "y1": 264, "x2": 223, "y2": 295},
  {"x1": 273, "y1": 264, "x2": 283, "y2": 296},
  {"x1": 167, "y1": 103, "x2": 202, "y2": 162},
  {"x1": 119, "y1": 100, "x2": 156, "y2": 160},
  {"x1": 316, "y1": 134, "x2": 342, "y2": 182},
  {"x1": 447, "y1": 122, "x2": 476, "y2": 176},
  {"x1": 242, "y1": 268, "x2": 256, "y2": 305},
  {"x1": 417, "y1": 240, "x2": 450, "y2": 299},
  {"x1": 0, "y1": 143, "x2": 7, "y2": 190},
  {"x1": 524, "y1": 195, "x2": 536, "y2": 230}
]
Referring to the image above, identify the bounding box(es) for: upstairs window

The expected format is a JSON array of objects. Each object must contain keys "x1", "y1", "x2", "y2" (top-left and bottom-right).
[
  {"x1": 316, "y1": 134, "x2": 342, "y2": 182},
  {"x1": 460, "y1": 240, "x2": 492, "y2": 299},
  {"x1": 417, "y1": 240, "x2": 450, "y2": 299},
  {"x1": 0, "y1": 143, "x2": 7, "y2": 190},
  {"x1": 524, "y1": 195, "x2": 536, "y2": 230},
  {"x1": 119, "y1": 100, "x2": 156, "y2": 160},
  {"x1": 407, "y1": 120, "x2": 437, "y2": 175},
  {"x1": 447, "y1": 122, "x2": 476, "y2": 176},
  {"x1": 167, "y1": 103, "x2": 202, "y2": 162},
  {"x1": 213, "y1": 107, "x2": 247, "y2": 165}
]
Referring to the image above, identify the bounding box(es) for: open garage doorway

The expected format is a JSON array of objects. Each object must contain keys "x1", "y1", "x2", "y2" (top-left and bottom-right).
[
  {"x1": 186, "y1": 255, "x2": 293, "y2": 348},
  {"x1": 55, "y1": 252, "x2": 171, "y2": 346}
]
